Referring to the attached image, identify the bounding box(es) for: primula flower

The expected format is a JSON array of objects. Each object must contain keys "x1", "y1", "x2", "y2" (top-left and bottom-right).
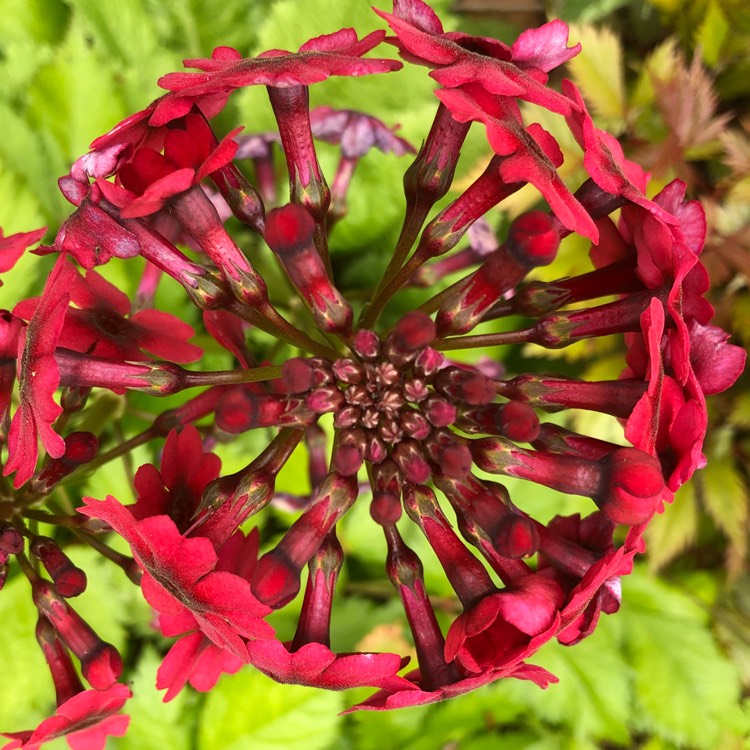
[
  {"x1": 155, "y1": 529, "x2": 258, "y2": 700},
  {"x1": 0, "y1": 0, "x2": 743, "y2": 737},
  {"x1": 374, "y1": 0, "x2": 576, "y2": 114},
  {"x1": 4, "y1": 255, "x2": 70, "y2": 487},
  {"x1": 79, "y1": 495, "x2": 273, "y2": 660},
  {"x1": 1, "y1": 684, "x2": 131, "y2": 750},
  {"x1": 14, "y1": 259, "x2": 202, "y2": 366},
  {"x1": 310, "y1": 106, "x2": 415, "y2": 219},
  {"x1": 97, "y1": 113, "x2": 242, "y2": 219},
  {"x1": 155, "y1": 30, "x2": 402, "y2": 119}
]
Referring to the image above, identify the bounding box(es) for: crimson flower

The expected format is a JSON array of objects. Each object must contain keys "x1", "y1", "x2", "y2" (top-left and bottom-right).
[
  {"x1": 97, "y1": 113, "x2": 242, "y2": 219},
  {"x1": 79, "y1": 494, "x2": 273, "y2": 660},
  {"x1": 155, "y1": 30, "x2": 401, "y2": 120},
  {"x1": 13, "y1": 259, "x2": 202, "y2": 366},
  {"x1": 1, "y1": 684, "x2": 131, "y2": 750},
  {"x1": 374, "y1": 0, "x2": 576, "y2": 115},
  {"x1": 155, "y1": 529, "x2": 259, "y2": 700},
  {"x1": 3, "y1": 255, "x2": 70, "y2": 487},
  {"x1": 444, "y1": 574, "x2": 564, "y2": 674}
]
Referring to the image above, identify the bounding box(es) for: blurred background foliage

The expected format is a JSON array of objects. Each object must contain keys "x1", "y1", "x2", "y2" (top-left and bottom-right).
[{"x1": 0, "y1": 0, "x2": 748, "y2": 747}]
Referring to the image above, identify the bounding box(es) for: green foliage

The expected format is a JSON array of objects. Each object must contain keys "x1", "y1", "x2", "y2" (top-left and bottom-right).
[
  {"x1": 115, "y1": 650, "x2": 195, "y2": 750},
  {"x1": 566, "y1": 25, "x2": 626, "y2": 132},
  {"x1": 621, "y1": 573, "x2": 744, "y2": 748},
  {"x1": 0, "y1": 575, "x2": 54, "y2": 730},
  {"x1": 645, "y1": 482, "x2": 701, "y2": 572},
  {"x1": 198, "y1": 669, "x2": 343, "y2": 750}
]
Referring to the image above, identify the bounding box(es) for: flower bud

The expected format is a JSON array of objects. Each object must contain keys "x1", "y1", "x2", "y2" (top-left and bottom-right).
[
  {"x1": 265, "y1": 204, "x2": 352, "y2": 334},
  {"x1": 30, "y1": 537, "x2": 87, "y2": 597}
]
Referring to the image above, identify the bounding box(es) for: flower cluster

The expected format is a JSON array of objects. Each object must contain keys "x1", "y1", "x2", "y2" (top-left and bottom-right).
[{"x1": 0, "y1": 0, "x2": 744, "y2": 745}]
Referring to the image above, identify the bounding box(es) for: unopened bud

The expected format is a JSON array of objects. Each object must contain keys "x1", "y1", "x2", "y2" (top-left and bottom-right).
[
  {"x1": 435, "y1": 366, "x2": 496, "y2": 405},
  {"x1": 0, "y1": 523, "x2": 23, "y2": 555},
  {"x1": 265, "y1": 204, "x2": 352, "y2": 334},
  {"x1": 492, "y1": 514, "x2": 539, "y2": 558},
  {"x1": 390, "y1": 311, "x2": 436, "y2": 353},
  {"x1": 392, "y1": 440, "x2": 432, "y2": 484},
  {"x1": 352, "y1": 329, "x2": 381, "y2": 359},
  {"x1": 596, "y1": 448, "x2": 665, "y2": 525},
  {"x1": 30, "y1": 537, "x2": 87, "y2": 597}
]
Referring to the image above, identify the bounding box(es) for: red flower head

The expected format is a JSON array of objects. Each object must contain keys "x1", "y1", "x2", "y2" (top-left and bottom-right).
[
  {"x1": 155, "y1": 30, "x2": 401, "y2": 122},
  {"x1": 97, "y1": 113, "x2": 242, "y2": 219},
  {"x1": 375, "y1": 0, "x2": 578, "y2": 114},
  {"x1": 445, "y1": 573, "x2": 564, "y2": 673},
  {"x1": 0, "y1": 0, "x2": 741, "y2": 735}
]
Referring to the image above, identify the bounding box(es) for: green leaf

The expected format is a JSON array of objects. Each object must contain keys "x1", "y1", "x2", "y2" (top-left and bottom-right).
[
  {"x1": 728, "y1": 392, "x2": 750, "y2": 428},
  {"x1": 0, "y1": 102, "x2": 67, "y2": 226},
  {"x1": 695, "y1": 0, "x2": 729, "y2": 66},
  {"x1": 558, "y1": 0, "x2": 631, "y2": 24},
  {"x1": 631, "y1": 38, "x2": 678, "y2": 111},
  {"x1": 0, "y1": 38, "x2": 55, "y2": 99},
  {"x1": 621, "y1": 570, "x2": 742, "y2": 748},
  {"x1": 730, "y1": 293, "x2": 750, "y2": 346},
  {"x1": 347, "y1": 704, "x2": 427, "y2": 750},
  {"x1": 695, "y1": 456, "x2": 749, "y2": 575},
  {"x1": 0, "y1": 0, "x2": 69, "y2": 45},
  {"x1": 115, "y1": 649, "x2": 194, "y2": 750},
  {"x1": 0, "y1": 574, "x2": 54, "y2": 729},
  {"x1": 499, "y1": 616, "x2": 631, "y2": 744},
  {"x1": 198, "y1": 668, "x2": 343, "y2": 750},
  {"x1": 26, "y1": 16, "x2": 128, "y2": 165},
  {"x1": 329, "y1": 596, "x2": 405, "y2": 653},
  {"x1": 149, "y1": 0, "x2": 278, "y2": 58},
  {"x1": 67, "y1": 544, "x2": 152, "y2": 645},
  {"x1": 644, "y1": 481, "x2": 700, "y2": 572},
  {"x1": 566, "y1": 24, "x2": 626, "y2": 133}
]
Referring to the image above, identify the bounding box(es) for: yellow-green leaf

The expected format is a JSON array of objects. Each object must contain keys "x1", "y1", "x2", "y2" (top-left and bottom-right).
[
  {"x1": 198, "y1": 668, "x2": 343, "y2": 750},
  {"x1": 644, "y1": 481, "x2": 700, "y2": 573},
  {"x1": 696, "y1": 457, "x2": 749, "y2": 576},
  {"x1": 567, "y1": 24, "x2": 626, "y2": 133},
  {"x1": 696, "y1": 0, "x2": 729, "y2": 67}
]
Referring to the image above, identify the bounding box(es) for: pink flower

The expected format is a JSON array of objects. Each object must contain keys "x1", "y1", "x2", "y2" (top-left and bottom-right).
[
  {"x1": 79, "y1": 495, "x2": 273, "y2": 660},
  {"x1": 154, "y1": 29, "x2": 401, "y2": 124},
  {"x1": 157, "y1": 627, "x2": 243, "y2": 701},
  {"x1": 246, "y1": 640, "x2": 412, "y2": 691},
  {"x1": 3, "y1": 256, "x2": 72, "y2": 487},
  {"x1": 375, "y1": 0, "x2": 577, "y2": 115},
  {"x1": 536, "y1": 511, "x2": 630, "y2": 645},
  {"x1": 14, "y1": 259, "x2": 201, "y2": 366},
  {"x1": 625, "y1": 299, "x2": 710, "y2": 490},
  {"x1": 131, "y1": 426, "x2": 221, "y2": 530},
  {"x1": 562, "y1": 80, "x2": 676, "y2": 224},
  {"x1": 444, "y1": 573, "x2": 564, "y2": 673},
  {"x1": 310, "y1": 107, "x2": 414, "y2": 159},
  {"x1": 0, "y1": 311, "x2": 24, "y2": 424},
  {"x1": 54, "y1": 184, "x2": 142, "y2": 268},
  {"x1": 1, "y1": 685, "x2": 131, "y2": 750},
  {"x1": 155, "y1": 530, "x2": 259, "y2": 700},
  {"x1": 349, "y1": 662, "x2": 557, "y2": 712},
  {"x1": 97, "y1": 114, "x2": 242, "y2": 219}
]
